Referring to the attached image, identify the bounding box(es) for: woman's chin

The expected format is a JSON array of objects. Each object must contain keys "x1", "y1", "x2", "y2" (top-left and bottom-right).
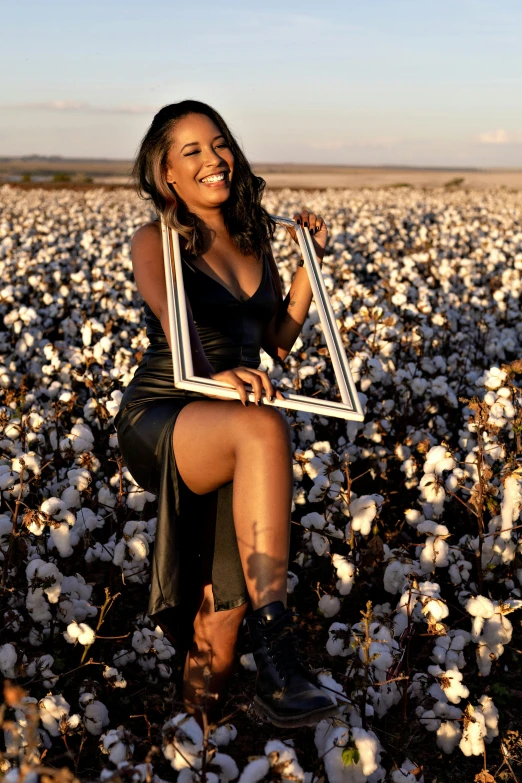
[{"x1": 201, "y1": 188, "x2": 231, "y2": 207}]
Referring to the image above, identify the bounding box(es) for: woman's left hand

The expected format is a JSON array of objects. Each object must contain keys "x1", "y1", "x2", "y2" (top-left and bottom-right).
[{"x1": 286, "y1": 210, "x2": 328, "y2": 261}]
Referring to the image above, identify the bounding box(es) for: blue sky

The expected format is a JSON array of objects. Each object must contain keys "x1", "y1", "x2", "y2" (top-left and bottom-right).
[{"x1": 1, "y1": 0, "x2": 522, "y2": 166}]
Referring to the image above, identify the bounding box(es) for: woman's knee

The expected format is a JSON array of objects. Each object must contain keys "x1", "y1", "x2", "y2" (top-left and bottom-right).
[{"x1": 241, "y1": 405, "x2": 291, "y2": 448}]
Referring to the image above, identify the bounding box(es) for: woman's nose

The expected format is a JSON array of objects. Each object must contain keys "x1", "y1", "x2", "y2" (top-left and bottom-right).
[{"x1": 203, "y1": 146, "x2": 223, "y2": 166}]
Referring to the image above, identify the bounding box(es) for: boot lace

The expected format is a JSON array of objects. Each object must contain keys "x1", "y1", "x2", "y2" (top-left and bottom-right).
[{"x1": 263, "y1": 615, "x2": 310, "y2": 680}]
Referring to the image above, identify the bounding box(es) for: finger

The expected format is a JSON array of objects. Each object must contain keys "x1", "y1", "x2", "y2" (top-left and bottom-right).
[
  {"x1": 300, "y1": 209, "x2": 310, "y2": 228},
  {"x1": 227, "y1": 371, "x2": 248, "y2": 406},
  {"x1": 275, "y1": 389, "x2": 286, "y2": 401},
  {"x1": 293, "y1": 212, "x2": 302, "y2": 226},
  {"x1": 308, "y1": 212, "x2": 317, "y2": 234},
  {"x1": 316, "y1": 216, "x2": 326, "y2": 233},
  {"x1": 236, "y1": 368, "x2": 263, "y2": 405},
  {"x1": 249, "y1": 373, "x2": 264, "y2": 405},
  {"x1": 249, "y1": 369, "x2": 276, "y2": 401}
]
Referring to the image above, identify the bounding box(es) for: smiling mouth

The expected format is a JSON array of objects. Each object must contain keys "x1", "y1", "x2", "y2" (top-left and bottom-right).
[{"x1": 200, "y1": 172, "x2": 228, "y2": 184}]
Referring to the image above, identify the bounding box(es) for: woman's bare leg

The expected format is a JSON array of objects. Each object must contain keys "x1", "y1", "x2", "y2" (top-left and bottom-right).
[
  {"x1": 173, "y1": 400, "x2": 293, "y2": 610},
  {"x1": 182, "y1": 583, "x2": 248, "y2": 723}
]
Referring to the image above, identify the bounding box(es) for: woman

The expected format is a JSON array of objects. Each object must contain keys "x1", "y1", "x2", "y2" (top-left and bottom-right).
[{"x1": 115, "y1": 100, "x2": 337, "y2": 728}]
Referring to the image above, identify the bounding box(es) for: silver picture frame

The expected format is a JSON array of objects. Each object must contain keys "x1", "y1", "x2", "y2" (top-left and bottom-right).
[{"x1": 160, "y1": 214, "x2": 364, "y2": 421}]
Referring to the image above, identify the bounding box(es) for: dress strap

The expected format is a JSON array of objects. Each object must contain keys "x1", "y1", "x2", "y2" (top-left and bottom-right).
[{"x1": 181, "y1": 255, "x2": 198, "y2": 274}]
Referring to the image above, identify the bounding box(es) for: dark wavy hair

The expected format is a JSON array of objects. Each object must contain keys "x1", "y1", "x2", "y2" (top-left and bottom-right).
[{"x1": 133, "y1": 100, "x2": 275, "y2": 257}]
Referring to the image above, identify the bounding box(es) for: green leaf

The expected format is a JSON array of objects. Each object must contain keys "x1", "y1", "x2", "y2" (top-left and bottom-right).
[{"x1": 341, "y1": 746, "x2": 360, "y2": 766}]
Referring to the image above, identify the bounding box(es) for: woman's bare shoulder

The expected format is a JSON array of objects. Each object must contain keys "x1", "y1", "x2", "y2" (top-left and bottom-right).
[{"x1": 132, "y1": 221, "x2": 161, "y2": 248}]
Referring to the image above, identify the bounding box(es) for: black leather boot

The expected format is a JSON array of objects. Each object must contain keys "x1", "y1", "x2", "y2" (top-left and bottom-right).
[{"x1": 246, "y1": 600, "x2": 338, "y2": 728}]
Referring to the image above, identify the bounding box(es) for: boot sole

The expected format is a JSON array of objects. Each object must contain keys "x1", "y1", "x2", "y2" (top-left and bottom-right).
[{"x1": 253, "y1": 695, "x2": 339, "y2": 728}]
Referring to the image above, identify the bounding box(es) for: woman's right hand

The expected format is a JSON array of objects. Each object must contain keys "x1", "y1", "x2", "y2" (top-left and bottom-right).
[{"x1": 208, "y1": 366, "x2": 286, "y2": 406}]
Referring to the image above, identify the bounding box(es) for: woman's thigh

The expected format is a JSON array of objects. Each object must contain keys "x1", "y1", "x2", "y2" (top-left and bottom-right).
[{"x1": 173, "y1": 399, "x2": 290, "y2": 495}]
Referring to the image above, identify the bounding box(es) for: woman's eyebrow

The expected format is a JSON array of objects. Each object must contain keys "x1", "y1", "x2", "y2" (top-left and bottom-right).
[{"x1": 180, "y1": 135, "x2": 225, "y2": 152}]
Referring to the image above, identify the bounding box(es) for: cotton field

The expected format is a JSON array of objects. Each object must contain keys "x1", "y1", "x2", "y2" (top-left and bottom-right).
[{"x1": 0, "y1": 183, "x2": 521, "y2": 783}]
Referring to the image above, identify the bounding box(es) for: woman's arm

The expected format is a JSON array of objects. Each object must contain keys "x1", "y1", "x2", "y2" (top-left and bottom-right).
[
  {"x1": 131, "y1": 222, "x2": 215, "y2": 377},
  {"x1": 262, "y1": 210, "x2": 327, "y2": 362}
]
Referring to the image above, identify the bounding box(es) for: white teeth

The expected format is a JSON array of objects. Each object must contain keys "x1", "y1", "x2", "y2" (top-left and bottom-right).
[{"x1": 201, "y1": 172, "x2": 225, "y2": 183}]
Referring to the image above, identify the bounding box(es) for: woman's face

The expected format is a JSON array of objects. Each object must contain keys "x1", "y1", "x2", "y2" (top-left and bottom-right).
[{"x1": 165, "y1": 113, "x2": 234, "y2": 212}]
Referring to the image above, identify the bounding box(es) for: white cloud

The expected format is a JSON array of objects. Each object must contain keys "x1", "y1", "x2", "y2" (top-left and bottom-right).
[
  {"x1": 477, "y1": 129, "x2": 522, "y2": 145},
  {"x1": 3, "y1": 101, "x2": 157, "y2": 115}
]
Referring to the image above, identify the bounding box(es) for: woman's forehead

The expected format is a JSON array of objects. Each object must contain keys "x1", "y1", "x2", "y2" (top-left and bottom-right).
[{"x1": 170, "y1": 113, "x2": 223, "y2": 146}]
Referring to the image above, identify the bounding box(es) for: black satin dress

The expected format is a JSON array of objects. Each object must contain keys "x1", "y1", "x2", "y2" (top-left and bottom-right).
[{"x1": 115, "y1": 249, "x2": 278, "y2": 621}]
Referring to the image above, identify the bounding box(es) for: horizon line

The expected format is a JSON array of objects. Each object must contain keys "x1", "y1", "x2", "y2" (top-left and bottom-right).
[{"x1": 2, "y1": 155, "x2": 522, "y2": 173}]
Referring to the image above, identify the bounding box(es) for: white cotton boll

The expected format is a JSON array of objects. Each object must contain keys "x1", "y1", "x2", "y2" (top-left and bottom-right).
[
  {"x1": 478, "y1": 367, "x2": 507, "y2": 391},
  {"x1": 212, "y1": 753, "x2": 239, "y2": 783},
  {"x1": 349, "y1": 494, "x2": 383, "y2": 536},
  {"x1": 383, "y1": 561, "x2": 408, "y2": 595},
  {"x1": 287, "y1": 571, "x2": 299, "y2": 594},
  {"x1": 420, "y1": 537, "x2": 449, "y2": 573},
  {"x1": 238, "y1": 757, "x2": 270, "y2": 783},
  {"x1": 210, "y1": 723, "x2": 237, "y2": 747},
  {"x1": 332, "y1": 554, "x2": 356, "y2": 595},
  {"x1": 431, "y1": 645, "x2": 447, "y2": 666},
  {"x1": 49, "y1": 523, "x2": 74, "y2": 557},
  {"x1": 417, "y1": 520, "x2": 449, "y2": 537},
  {"x1": 448, "y1": 561, "x2": 471, "y2": 586},
  {"x1": 471, "y1": 616, "x2": 485, "y2": 643},
  {"x1": 404, "y1": 509, "x2": 423, "y2": 528},
  {"x1": 98, "y1": 485, "x2": 116, "y2": 508},
  {"x1": 64, "y1": 621, "x2": 96, "y2": 646},
  {"x1": 84, "y1": 700, "x2": 110, "y2": 735},
  {"x1": 26, "y1": 587, "x2": 52, "y2": 624},
  {"x1": 0, "y1": 643, "x2": 17, "y2": 677},
  {"x1": 500, "y1": 474, "x2": 522, "y2": 541},
  {"x1": 26, "y1": 559, "x2": 63, "y2": 603},
  {"x1": 311, "y1": 532, "x2": 330, "y2": 556},
  {"x1": 300, "y1": 511, "x2": 326, "y2": 530},
  {"x1": 126, "y1": 488, "x2": 156, "y2": 511},
  {"x1": 352, "y1": 727, "x2": 381, "y2": 777},
  {"x1": 41, "y1": 497, "x2": 75, "y2": 525},
  {"x1": 418, "y1": 475, "x2": 446, "y2": 517},
  {"x1": 317, "y1": 671, "x2": 345, "y2": 707},
  {"x1": 391, "y1": 761, "x2": 419, "y2": 783},
  {"x1": 103, "y1": 666, "x2": 127, "y2": 688},
  {"x1": 293, "y1": 462, "x2": 304, "y2": 481},
  {"x1": 39, "y1": 694, "x2": 71, "y2": 737},
  {"x1": 330, "y1": 469, "x2": 344, "y2": 484},
  {"x1": 102, "y1": 732, "x2": 129, "y2": 765},
  {"x1": 127, "y1": 533, "x2": 149, "y2": 561},
  {"x1": 466, "y1": 595, "x2": 495, "y2": 619},
  {"x1": 436, "y1": 721, "x2": 462, "y2": 753},
  {"x1": 113, "y1": 539, "x2": 127, "y2": 567},
  {"x1": 327, "y1": 622, "x2": 349, "y2": 657},
  {"x1": 421, "y1": 710, "x2": 440, "y2": 732},
  {"x1": 367, "y1": 642, "x2": 393, "y2": 672},
  {"x1": 81, "y1": 323, "x2": 92, "y2": 346},
  {"x1": 163, "y1": 712, "x2": 203, "y2": 772},
  {"x1": 239, "y1": 653, "x2": 257, "y2": 671},
  {"x1": 106, "y1": 390, "x2": 123, "y2": 419},
  {"x1": 459, "y1": 706, "x2": 486, "y2": 757},
  {"x1": 429, "y1": 667, "x2": 469, "y2": 704},
  {"x1": 308, "y1": 476, "x2": 330, "y2": 502},
  {"x1": 423, "y1": 446, "x2": 449, "y2": 473},
  {"x1": 319, "y1": 594, "x2": 341, "y2": 618},
  {"x1": 432, "y1": 702, "x2": 462, "y2": 721},
  {"x1": 265, "y1": 739, "x2": 305, "y2": 782},
  {"x1": 113, "y1": 649, "x2": 137, "y2": 667},
  {"x1": 476, "y1": 643, "x2": 495, "y2": 676},
  {"x1": 478, "y1": 695, "x2": 499, "y2": 741}
]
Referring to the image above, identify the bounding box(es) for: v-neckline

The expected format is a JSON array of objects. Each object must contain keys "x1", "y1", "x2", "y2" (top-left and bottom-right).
[{"x1": 183, "y1": 252, "x2": 266, "y2": 304}]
